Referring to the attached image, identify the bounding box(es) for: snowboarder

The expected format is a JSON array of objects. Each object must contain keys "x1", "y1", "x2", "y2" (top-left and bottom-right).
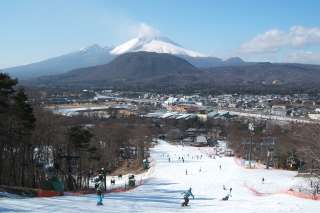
[
  {"x1": 222, "y1": 194, "x2": 231, "y2": 201},
  {"x1": 95, "y1": 174, "x2": 105, "y2": 205},
  {"x1": 221, "y1": 187, "x2": 232, "y2": 201},
  {"x1": 181, "y1": 187, "x2": 195, "y2": 206}
]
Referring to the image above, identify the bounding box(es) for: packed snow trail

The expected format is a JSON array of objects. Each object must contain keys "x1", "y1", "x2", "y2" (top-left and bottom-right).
[{"x1": 0, "y1": 140, "x2": 319, "y2": 212}]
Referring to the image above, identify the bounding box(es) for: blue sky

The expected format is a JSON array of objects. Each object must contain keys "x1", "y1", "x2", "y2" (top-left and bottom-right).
[{"x1": 1, "y1": 0, "x2": 320, "y2": 68}]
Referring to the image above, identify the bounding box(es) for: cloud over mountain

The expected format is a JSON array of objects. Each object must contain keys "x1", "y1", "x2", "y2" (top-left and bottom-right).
[
  {"x1": 110, "y1": 23, "x2": 206, "y2": 57},
  {"x1": 240, "y1": 26, "x2": 320, "y2": 53},
  {"x1": 287, "y1": 51, "x2": 320, "y2": 64},
  {"x1": 133, "y1": 22, "x2": 161, "y2": 38}
]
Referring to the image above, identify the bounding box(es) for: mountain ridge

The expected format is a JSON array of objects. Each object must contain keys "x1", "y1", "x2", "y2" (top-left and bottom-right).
[
  {"x1": 28, "y1": 51, "x2": 320, "y2": 94},
  {"x1": 3, "y1": 36, "x2": 246, "y2": 79},
  {"x1": 5, "y1": 45, "x2": 115, "y2": 80}
]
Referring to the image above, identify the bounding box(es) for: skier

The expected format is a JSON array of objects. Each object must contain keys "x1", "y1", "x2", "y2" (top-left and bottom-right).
[
  {"x1": 262, "y1": 177, "x2": 265, "y2": 184},
  {"x1": 95, "y1": 174, "x2": 105, "y2": 205},
  {"x1": 182, "y1": 157, "x2": 185, "y2": 163},
  {"x1": 110, "y1": 177, "x2": 115, "y2": 185},
  {"x1": 181, "y1": 187, "x2": 195, "y2": 206},
  {"x1": 168, "y1": 157, "x2": 171, "y2": 162},
  {"x1": 185, "y1": 169, "x2": 188, "y2": 175}
]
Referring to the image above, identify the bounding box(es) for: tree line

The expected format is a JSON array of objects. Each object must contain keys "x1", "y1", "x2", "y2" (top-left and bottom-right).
[{"x1": 0, "y1": 73, "x2": 157, "y2": 191}]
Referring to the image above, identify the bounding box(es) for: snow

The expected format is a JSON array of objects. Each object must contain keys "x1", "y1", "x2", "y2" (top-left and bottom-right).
[
  {"x1": 1, "y1": 140, "x2": 319, "y2": 212},
  {"x1": 144, "y1": 111, "x2": 195, "y2": 120},
  {"x1": 218, "y1": 109, "x2": 317, "y2": 124},
  {"x1": 110, "y1": 36, "x2": 206, "y2": 57},
  {"x1": 52, "y1": 106, "x2": 110, "y2": 116}
]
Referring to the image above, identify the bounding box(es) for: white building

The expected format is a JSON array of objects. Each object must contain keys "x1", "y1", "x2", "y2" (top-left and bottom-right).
[
  {"x1": 308, "y1": 113, "x2": 320, "y2": 120},
  {"x1": 271, "y1": 105, "x2": 287, "y2": 117},
  {"x1": 195, "y1": 135, "x2": 207, "y2": 146}
]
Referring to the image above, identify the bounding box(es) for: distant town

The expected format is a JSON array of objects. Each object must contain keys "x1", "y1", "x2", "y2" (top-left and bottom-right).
[{"x1": 40, "y1": 89, "x2": 320, "y2": 123}]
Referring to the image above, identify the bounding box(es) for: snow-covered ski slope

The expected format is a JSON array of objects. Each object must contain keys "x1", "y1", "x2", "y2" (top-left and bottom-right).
[{"x1": 0, "y1": 140, "x2": 319, "y2": 212}]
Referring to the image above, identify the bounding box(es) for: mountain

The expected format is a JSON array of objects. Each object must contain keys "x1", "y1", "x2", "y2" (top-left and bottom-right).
[
  {"x1": 30, "y1": 52, "x2": 320, "y2": 94},
  {"x1": 4, "y1": 44, "x2": 115, "y2": 80},
  {"x1": 3, "y1": 35, "x2": 247, "y2": 80},
  {"x1": 179, "y1": 56, "x2": 246, "y2": 68},
  {"x1": 224, "y1": 57, "x2": 245, "y2": 65},
  {"x1": 110, "y1": 35, "x2": 206, "y2": 57},
  {"x1": 204, "y1": 62, "x2": 320, "y2": 92},
  {"x1": 32, "y1": 51, "x2": 207, "y2": 89},
  {"x1": 110, "y1": 35, "x2": 246, "y2": 68}
]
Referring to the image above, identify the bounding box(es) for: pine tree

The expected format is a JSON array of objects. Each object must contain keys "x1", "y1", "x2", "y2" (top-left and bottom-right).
[{"x1": 0, "y1": 73, "x2": 35, "y2": 186}]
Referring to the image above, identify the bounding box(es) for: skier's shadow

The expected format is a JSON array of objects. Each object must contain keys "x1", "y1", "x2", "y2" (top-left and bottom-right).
[
  {"x1": 107, "y1": 194, "x2": 216, "y2": 205},
  {"x1": 143, "y1": 181, "x2": 179, "y2": 186},
  {"x1": 152, "y1": 188, "x2": 185, "y2": 194},
  {"x1": 106, "y1": 194, "x2": 181, "y2": 204},
  {"x1": 0, "y1": 207, "x2": 28, "y2": 212}
]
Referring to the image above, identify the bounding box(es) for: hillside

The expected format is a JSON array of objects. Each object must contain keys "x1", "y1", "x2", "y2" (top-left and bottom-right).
[
  {"x1": 205, "y1": 62, "x2": 320, "y2": 86},
  {"x1": 4, "y1": 45, "x2": 114, "y2": 79},
  {"x1": 32, "y1": 52, "x2": 207, "y2": 89},
  {"x1": 0, "y1": 141, "x2": 318, "y2": 212},
  {"x1": 27, "y1": 52, "x2": 320, "y2": 93}
]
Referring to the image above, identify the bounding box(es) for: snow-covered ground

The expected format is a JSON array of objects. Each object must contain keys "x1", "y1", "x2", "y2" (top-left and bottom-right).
[
  {"x1": 217, "y1": 109, "x2": 318, "y2": 124},
  {"x1": 1, "y1": 140, "x2": 319, "y2": 212}
]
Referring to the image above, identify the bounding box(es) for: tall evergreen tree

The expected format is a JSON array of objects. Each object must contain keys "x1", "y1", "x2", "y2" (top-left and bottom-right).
[{"x1": 0, "y1": 73, "x2": 35, "y2": 186}]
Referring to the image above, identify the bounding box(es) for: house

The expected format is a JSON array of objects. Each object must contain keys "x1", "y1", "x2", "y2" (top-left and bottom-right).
[
  {"x1": 197, "y1": 113, "x2": 208, "y2": 122},
  {"x1": 182, "y1": 137, "x2": 194, "y2": 145},
  {"x1": 271, "y1": 105, "x2": 287, "y2": 116},
  {"x1": 194, "y1": 135, "x2": 208, "y2": 147},
  {"x1": 225, "y1": 149, "x2": 234, "y2": 156}
]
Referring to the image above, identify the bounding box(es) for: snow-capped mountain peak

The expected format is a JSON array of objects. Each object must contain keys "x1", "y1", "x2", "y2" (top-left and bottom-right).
[
  {"x1": 110, "y1": 35, "x2": 206, "y2": 57},
  {"x1": 79, "y1": 44, "x2": 102, "y2": 52},
  {"x1": 79, "y1": 44, "x2": 112, "y2": 53}
]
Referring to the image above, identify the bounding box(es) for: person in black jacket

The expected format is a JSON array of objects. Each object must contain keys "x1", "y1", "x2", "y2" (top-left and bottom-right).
[{"x1": 95, "y1": 174, "x2": 105, "y2": 205}]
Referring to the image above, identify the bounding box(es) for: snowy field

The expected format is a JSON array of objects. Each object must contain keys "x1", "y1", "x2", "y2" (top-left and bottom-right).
[{"x1": 0, "y1": 140, "x2": 319, "y2": 212}]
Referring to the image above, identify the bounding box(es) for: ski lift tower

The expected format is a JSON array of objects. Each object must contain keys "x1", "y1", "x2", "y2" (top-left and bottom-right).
[
  {"x1": 261, "y1": 137, "x2": 276, "y2": 169},
  {"x1": 248, "y1": 123, "x2": 255, "y2": 168}
]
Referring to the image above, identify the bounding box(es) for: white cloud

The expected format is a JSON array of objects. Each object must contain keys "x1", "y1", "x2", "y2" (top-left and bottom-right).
[
  {"x1": 130, "y1": 22, "x2": 160, "y2": 38},
  {"x1": 240, "y1": 26, "x2": 320, "y2": 53},
  {"x1": 286, "y1": 51, "x2": 320, "y2": 64}
]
